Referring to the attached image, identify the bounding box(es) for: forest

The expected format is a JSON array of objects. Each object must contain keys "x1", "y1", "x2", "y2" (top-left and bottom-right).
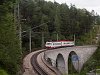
[
  {"x1": 19, "y1": 0, "x2": 100, "y2": 50},
  {"x1": 0, "y1": 0, "x2": 100, "y2": 75}
]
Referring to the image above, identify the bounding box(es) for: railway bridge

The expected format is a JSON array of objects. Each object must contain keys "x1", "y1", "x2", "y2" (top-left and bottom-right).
[{"x1": 44, "y1": 45, "x2": 97, "y2": 74}]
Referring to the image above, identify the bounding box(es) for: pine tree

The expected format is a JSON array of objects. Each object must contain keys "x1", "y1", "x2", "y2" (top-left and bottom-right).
[{"x1": 0, "y1": 0, "x2": 21, "y2": 75}]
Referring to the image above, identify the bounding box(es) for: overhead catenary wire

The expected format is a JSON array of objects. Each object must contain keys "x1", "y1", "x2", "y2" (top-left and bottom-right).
[{"x1": 21, "y1": 21, "x2": 50, "y2": 34}]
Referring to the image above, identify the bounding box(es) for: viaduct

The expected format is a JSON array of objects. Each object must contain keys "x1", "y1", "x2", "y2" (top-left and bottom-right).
[{"x1": 44, "y1": 45, "x2": 97, "y2": 74}]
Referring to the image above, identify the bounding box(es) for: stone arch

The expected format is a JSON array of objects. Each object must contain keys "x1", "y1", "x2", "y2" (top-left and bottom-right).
[
  {"x1": 68, "y1": 51, "x2": 79, "y2": 74},
  {"x1": 47, "y1": 58, "x2": 52, "y2": 66},
  {"x1": 56, "y1": 53, "x2": 65, "y2": 73}
]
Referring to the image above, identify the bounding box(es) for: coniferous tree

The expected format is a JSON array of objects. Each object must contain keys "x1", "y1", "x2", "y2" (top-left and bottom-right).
[{"x1": 0, "y1": 0, "x2": 21, "y2": 75}]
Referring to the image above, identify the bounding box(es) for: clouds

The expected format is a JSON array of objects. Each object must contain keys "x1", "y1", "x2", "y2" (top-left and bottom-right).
[
  {"x1": 66, "y1": 0, "x2": 100, "y2": 10},
  {"x1": 66, "y1": 0, "x2": 100, "y2": 7},
  {"x1": 66, "y1": 0, "x2": 100, "y2": 15},
  {"x1": 45, "y1": 0, "x2": 100, "y2": 15}
]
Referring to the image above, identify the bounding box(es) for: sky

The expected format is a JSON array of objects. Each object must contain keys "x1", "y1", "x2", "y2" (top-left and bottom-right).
[{"x1": 45, "y1": 0, "x2": 100, "y2": 15}]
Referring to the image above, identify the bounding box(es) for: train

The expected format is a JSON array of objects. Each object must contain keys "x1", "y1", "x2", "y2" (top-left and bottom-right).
[{"x1": 45, "y1": 40, "x2": 75, "y2": 49}]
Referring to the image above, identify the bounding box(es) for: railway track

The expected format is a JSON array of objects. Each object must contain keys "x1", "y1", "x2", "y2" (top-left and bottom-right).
[
  {"x1": 31, "y1": 50, "x2": 61, "y2": 75},
  {"x1": 31, "y1": 50, "x2": 49, "y2": 75}
]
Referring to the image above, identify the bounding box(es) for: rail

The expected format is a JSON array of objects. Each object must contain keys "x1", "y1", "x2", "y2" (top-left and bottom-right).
[{"x1": 31, "y1": 51, "x2": 49, "y2": 75}]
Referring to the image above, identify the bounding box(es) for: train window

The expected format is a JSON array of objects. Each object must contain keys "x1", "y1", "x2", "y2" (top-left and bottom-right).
[
  {"x1": 64, "y1": 42, "x2": 70, "y2": 44},
  {"x1": 53, "y1": 42, "x2": 61, "y2": 45},
  {"x1": 64, "y1": 42, "x2": 74, "y2": 44},
  {"x1": 46, "y1": 43, "x2": 52, "y2": 45}
]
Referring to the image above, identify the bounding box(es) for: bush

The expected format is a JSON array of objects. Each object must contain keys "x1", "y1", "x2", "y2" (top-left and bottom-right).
[{"x1": 0, "y1": 69, "x2": 8, "y2": 75}]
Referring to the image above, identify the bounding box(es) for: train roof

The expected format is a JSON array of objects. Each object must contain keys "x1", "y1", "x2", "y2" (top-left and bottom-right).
[{"x1": 47, "y1": 40, "x2": 74, "y2": 42}]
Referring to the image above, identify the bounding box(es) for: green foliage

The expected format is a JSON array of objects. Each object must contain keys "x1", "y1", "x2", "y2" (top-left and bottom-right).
[
  {"x1": 0, "y1": 0, "x2": 21, "y2": 75},
  {"x1": 19, "y1": 0, "x2": 100, "y2": 48},
  {"x1": 76, "y1": 25, "x2": 99, "y2": 45},
  {"x1": 93, "y1": 44, "x2": 100, "y2": 65},
  {"x1": 0, "y1": 69, "x2": 8, "y2": 75},
  {"x1": 96, "y1": 70, "x2": 100, "y2": 73},
  {"x1": 80, "y1": 43, "x2": 100, "y2": 74},
  {"x1": 0, "y1": 0, "x2": 99, "y2": 75}
]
